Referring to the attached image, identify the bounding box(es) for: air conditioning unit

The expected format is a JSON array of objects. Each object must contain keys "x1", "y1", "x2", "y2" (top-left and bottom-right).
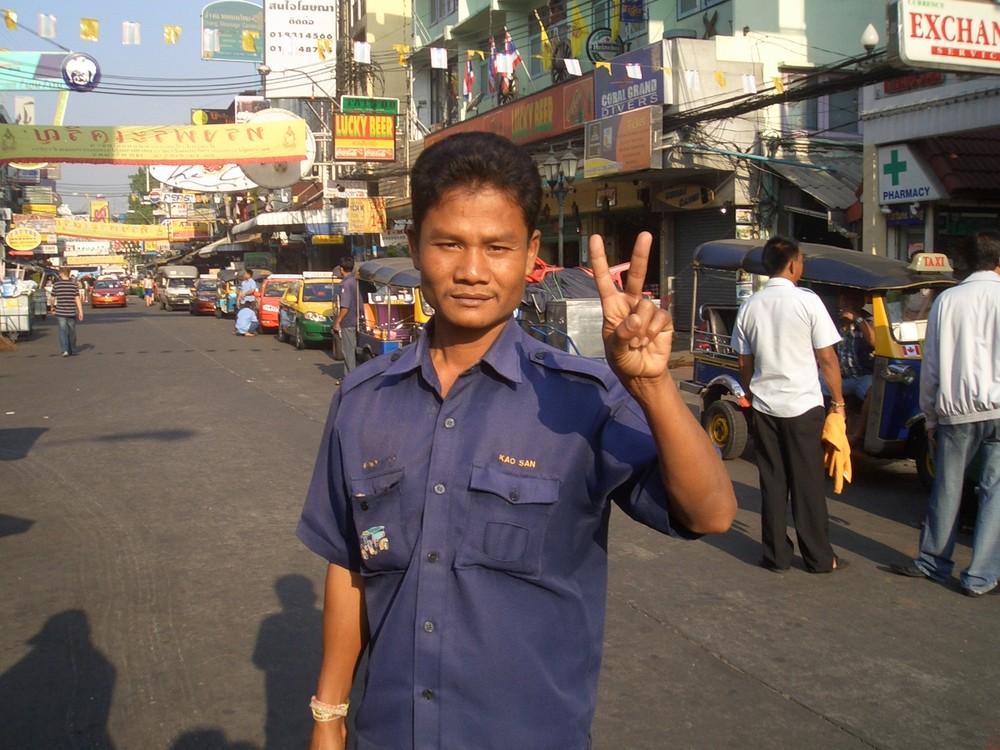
[{"x1": 0, "y1": 207, "x2": 12, "y2": 221}]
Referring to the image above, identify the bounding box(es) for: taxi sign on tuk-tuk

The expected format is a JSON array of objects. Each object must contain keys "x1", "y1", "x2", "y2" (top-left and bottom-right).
[{"x1": 682, "y1": 239, "x2": 955, "y2": 489}]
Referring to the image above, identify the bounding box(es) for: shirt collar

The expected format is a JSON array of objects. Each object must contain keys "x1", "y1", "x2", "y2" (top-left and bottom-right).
[
  {"x1": 384, "y1": 316, "x2": 526, "y2": 386},
  {"x1": 765, "y1": 277, "x2": 796, "y2": 288},
  {"x1": 962, "y1": 270, "x2": 1000, "y2": 284}
]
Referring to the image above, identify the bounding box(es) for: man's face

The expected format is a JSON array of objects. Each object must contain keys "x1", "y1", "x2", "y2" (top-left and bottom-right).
[{"x1": 409, "y1": 186, "x2": 538, "y2": 340}]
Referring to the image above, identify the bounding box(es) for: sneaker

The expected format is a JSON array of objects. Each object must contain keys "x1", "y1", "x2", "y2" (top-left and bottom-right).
[
  {"x1": 961, "y1": 583, "x2": 1000, "y2": 598},
  {"x1": 889, "y1": 562, "x2": 931, "y2": 579},
  {"x1": 62, "y1": 351, "x2": 69, "y2": 357}
]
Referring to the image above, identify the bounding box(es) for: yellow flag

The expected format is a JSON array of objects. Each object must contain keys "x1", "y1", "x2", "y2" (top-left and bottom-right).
[
  {"x1": 3, "y1": 10, "x2": 17, "y2": 30},
  {"x1": 569, "y1": 0, "x2": 590, "y2": 59},
  {"x1": 164, "y1": 25, "x2": 181, "y2": 45},
  {"x1": 611, "y1": 0, "x2": 620, "y2": 41},
  {"x1": 318, "y1": 37, "x2": 332, "y2": 60},
  {"x1": 80, "y1": 18, "x2": 99, "y2": 41},
  {"x1": 241, "y1": 30, "x2": 259, "y2": 53},
  {"x1": 393, "y1": 44, "x2": 410, "y2": 67},
  {"x1": 714, "y1": 71, "x2": 726, "y2": 89},
  {"x1": 595, "y1": 61, "x2": 611, "y2": 74},
  {"x1": 534, "y1": 10, "x2": 551, "y2": 71},
  {"x1": 773, "y1": 77, "x2": 785, "y2": 94}
]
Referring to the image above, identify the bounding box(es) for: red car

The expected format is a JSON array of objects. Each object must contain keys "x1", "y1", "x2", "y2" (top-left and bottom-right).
[
  {"x1": 90, "y1": 279, "x2": 127, "y2": 308},
  {"x1": 189, "y1": 279, "x2": 219, "y2": 315},
  {"x1": 258, "y1": 274, "x2": 302, "y2": 332}
]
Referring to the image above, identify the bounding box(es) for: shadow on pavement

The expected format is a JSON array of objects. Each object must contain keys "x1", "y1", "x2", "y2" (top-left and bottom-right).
[
  {"x1": 0, "y1": 427, "x2": 48, "y2": 460},
  {"x1": 0, "y1": 609, "x2": 117, "y2": 749},
  {"x1": 252, "y1": 574, "x2": 322, "y2": 750}
]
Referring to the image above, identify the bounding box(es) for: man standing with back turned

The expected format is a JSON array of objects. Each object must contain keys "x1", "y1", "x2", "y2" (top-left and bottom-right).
[
  {"x1": 890, "y1": 230, "x2": 1000, "y2": 596},
  {"x1": 296, "y1": 132, "x2": 737, "y2": 750},
  {"x1": 332, "y1": 256, "x2": 358, "y2": 381},
  {"x1": 50, "y1": 267, "x2": 83, "y2": 357},
  {"x1": 732, "y1": 236, "x2": 847, "y2": 573}
]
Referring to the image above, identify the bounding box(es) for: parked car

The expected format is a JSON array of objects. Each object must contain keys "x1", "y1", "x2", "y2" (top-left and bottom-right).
[
  {"x1": 258, "y1": 274, "x2": 302, "y2": 332},
  {"x1": 189, "y1": 276, "x2": 219, "y2": 316},
  {"x1": 90, "y1": 278, "x2": 128, "y2": 308},
  {"x1": 277, "y1": 272, "x2": 340, "y2": 349}
]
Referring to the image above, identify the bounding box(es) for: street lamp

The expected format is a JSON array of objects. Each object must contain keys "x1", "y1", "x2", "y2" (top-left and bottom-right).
[{"x1": 541, "y1": 148, "x2": 578, "y2": 267}]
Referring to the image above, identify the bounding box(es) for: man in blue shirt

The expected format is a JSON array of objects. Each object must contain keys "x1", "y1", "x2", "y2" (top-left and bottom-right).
[
  {"x1": 297, "y1": 132, "x2": 737, "y2": 750},
  {"x1": 237, "y1": 269, "x2": 258, "y2": 308},
  {"x1": 234, "y1": 298, "x2": 259, "y2": 336},
  {"x1": 332, "y1": 256, "x2": 358, "y2": 380}
]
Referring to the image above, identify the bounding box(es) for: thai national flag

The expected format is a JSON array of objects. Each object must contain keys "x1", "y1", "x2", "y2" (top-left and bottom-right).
[
  {"x1": 504, "y1": 27, "x2": 522, "y2": 71},
  {"x1": 488, "y1": 36, "x2": 497, "y2": 94},
  {"x1": 464, "y1": 53, "x2": 476, "y2": 102}
]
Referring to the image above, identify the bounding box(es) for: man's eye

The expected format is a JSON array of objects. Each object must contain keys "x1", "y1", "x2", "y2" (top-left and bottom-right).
[{"x1": 486, "y1": 245, "x2": 512, "y2": 254}]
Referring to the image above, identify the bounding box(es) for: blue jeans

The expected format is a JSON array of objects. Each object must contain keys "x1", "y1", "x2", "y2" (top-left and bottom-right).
[
  {"x1": 916, "y1": 419, "x2": 1000, "y2": 593},
  {"x1": 57, "y1": 315, "x2": 77, "y2": 355}
]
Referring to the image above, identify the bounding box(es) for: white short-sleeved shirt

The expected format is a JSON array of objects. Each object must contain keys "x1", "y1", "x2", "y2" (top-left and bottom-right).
[{"x1": 731, "y1": 278, "x2": 841, "y2": 418}]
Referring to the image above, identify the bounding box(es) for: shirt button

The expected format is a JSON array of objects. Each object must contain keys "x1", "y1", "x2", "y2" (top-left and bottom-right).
[
  {"x1": 391, "y1": 352, "x2": 401, "y2": 361},
  {"x1": 359, "y1": 500, "x2": 370, "y2": 511},
  {"x1": 427, "y1": 551, "x2": 439, "y2": 562},
  {"x1": 423, "y1": 620, "x2": 435, "y2": 633},
  {"x1": 509, "y1": 489, "x2": 520, "y2": 502},
  {"x1": 433, "y1": 483, "x2": 446, "y2": 495},
  {"x1": 444, "y1": 417, "x2": 456, "y2": 428},
  {"x1": 423, "y1": 689, "x2": 435, "y2": 700},
  {"x1": 533, "y1": 351, "x2": 546, "y2": 361}
]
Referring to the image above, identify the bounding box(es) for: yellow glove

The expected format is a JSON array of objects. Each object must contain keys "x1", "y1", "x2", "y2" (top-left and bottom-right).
[{"x1": 822, "y1": 412, "x2": 852, "y2": 494}]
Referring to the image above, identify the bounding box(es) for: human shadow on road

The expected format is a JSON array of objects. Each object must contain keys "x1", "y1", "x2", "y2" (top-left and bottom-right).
[
  {"x1": 252, "y1": 574, "x2": 323, "y2": 750},
  {"x1": 0, "y1": 426, "x2": 47, "y2": 460},
  {"x1": 0, "y1": 609, "x2": 117, "y2": 749},
  {"x1": 169, "y1": 729, "x2": 258, "y2": 750},
  {"x1": 0, "y1": 512, "x2": 34, "y2": 540}
]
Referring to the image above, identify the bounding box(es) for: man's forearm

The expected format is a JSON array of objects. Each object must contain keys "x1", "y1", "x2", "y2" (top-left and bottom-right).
[
  {"x1": 315, "y1": 563, "x2": 368, "y2": 705},
  {"x1": 630, "y1": 376, "x2": 737, "y2": 535}
]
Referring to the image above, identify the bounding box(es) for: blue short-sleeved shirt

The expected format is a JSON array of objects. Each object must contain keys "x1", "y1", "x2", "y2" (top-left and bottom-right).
[
  {"x1": 337, "y1": 272, "x2": 358, "y2": 329},
  {"x1": 240, "y1": 277, "x2": 258, "y2": 296},
  {"x1": 298, "y1": 319, "x2": 690, "y2": 750}
]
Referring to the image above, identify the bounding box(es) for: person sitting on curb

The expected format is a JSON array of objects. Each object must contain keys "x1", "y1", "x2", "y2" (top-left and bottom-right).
[{"x1": 234, "y1": 298, "x2": 260, "y2": 337}]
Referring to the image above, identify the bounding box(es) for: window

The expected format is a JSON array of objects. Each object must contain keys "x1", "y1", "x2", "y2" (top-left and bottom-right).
[
  {"x1": 781, "y1": 73, "x2": 861, "y2": 138},
  {"x1": 677, "y1": 0, "x2": 725, "y2": 21},
  {"x1": 431, "y1": 0, "x2": 456, "y2": 23}
]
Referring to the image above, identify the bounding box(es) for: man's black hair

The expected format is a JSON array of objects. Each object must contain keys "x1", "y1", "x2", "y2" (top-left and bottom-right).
[
  {"x1": 761, "y1": 236, "x2": 801, "y2": 277},
  {"x1": 339, "y1": 256, "x2": 355, "y2": 272},
  {"x1": 410, "y1": 132, "x2": 542, "y2": 239},
  {"x1": 973, "y1": 230, "x2": 1000, "y2": 271}
]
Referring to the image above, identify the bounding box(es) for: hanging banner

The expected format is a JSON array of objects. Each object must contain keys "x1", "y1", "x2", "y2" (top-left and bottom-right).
[
  {"x1": 55, "y1": 218, "x2": 169, "y2": 241},
  {"x1": 347, "y1": 198, "x2": 387, "y2": 233},
  {"x1": 0, "y1": 121, "x2": 308, "y2": 166}
]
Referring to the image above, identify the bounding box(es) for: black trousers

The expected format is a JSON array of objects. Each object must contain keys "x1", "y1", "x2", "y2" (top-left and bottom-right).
[{"x1": 752, "y1": 406, "x2": 835, "y2": 572}]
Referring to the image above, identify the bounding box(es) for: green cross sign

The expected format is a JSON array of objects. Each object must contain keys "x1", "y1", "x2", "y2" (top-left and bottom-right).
[{"x1": 883, "y1": 149, "x2": 908, "y2": 186}]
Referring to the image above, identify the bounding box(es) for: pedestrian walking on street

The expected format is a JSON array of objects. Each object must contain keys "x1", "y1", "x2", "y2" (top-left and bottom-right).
[
  {"x1": 296, "y1": 132, "x2": 737, "y2": 750},
  {"x1": 890, "y1": 230, "x2": 1000, "y2": 597},
  {"x1": 143, "y1": 275, "x2": 155, "y2": 307},
  {"x1": 332, "y1": 256, "x2": 357, "y2": 382},
  {"x1": 731, "y1": 236, "x2": 848, "y2": 573},
  {"x1": 50, "y1": 267, "x2": 83, "y2": 357}
]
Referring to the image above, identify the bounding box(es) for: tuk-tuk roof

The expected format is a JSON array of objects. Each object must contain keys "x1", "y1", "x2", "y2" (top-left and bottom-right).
[
  {"x1": 358, "y1": 257, "x2": 420, "y2": 288},
  {"x1": 217, "y1": 269, "x2": 239, "y2": 281},
  {"x1": 693, "y1": 239, "x2": 955, "y2": 291}
]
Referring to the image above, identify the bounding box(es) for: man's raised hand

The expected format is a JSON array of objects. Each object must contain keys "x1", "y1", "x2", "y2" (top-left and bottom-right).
[{"x1": 589, "y1": 232, "x2": 674, "y2": 381}]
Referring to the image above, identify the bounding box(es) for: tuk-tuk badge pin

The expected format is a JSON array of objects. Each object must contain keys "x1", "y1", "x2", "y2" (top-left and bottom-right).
[{"x1": 360, "y1": 526, "x2": 390, "y2": 561}]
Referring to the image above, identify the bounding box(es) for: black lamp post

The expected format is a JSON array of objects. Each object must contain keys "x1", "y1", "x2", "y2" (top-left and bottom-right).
[{"x1": 541, "y1": 148, "x2": 579, "y2": 267}]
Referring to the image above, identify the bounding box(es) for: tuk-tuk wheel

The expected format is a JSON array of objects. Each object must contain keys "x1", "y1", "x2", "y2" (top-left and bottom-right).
[
  {"x1": 214, "y1": 307, "x2": 222, "y2": 319},
  {"x1": 703, "y1": 399, "x2": 749, "y2": 460},
  {"x1": 915, "y1": 432, "x2": 935, "y2": 492}
]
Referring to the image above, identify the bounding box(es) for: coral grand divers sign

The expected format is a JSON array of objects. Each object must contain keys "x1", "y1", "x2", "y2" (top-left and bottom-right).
[{"x1": 892, "y1": 0, "x2": 1000, "y2": 73}]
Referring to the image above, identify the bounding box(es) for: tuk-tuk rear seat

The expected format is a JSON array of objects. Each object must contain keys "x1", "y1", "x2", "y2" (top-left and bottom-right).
[{"x1": 696, "y1": 305, "x2": 738, "y2": 357}]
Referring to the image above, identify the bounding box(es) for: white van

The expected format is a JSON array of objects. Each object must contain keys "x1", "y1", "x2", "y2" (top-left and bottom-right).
[{"x1": 156, "y1": 265, "x2": 199, "y2": 311}]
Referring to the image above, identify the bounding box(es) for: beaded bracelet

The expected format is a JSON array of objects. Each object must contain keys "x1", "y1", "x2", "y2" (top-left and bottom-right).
[
  {"x1": 310, "y1": 696, "x2": 349, "y2": 722},
  {"x1": 829, "y1": 401, "x2": 846, "y2": 408}
]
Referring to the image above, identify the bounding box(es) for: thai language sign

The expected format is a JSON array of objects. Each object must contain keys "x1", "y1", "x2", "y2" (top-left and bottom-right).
[
  {"x1": 263, "y1": 1, "x2": 337, "y2": 98},
  {"x1": 0, "y1": 121, "x2": 308, "y2": 166},
  {"x1": 55, "y1": 218, "x2": 170, "y2": 241}
]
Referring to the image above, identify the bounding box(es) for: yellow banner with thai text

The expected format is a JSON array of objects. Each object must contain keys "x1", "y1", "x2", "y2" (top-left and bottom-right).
[
  {"x1": 56, "y1": 218, "x2": 169, "y2": 241},
  {"x1": 0, "y1": 121, "x2": 308, "y2": 166}
]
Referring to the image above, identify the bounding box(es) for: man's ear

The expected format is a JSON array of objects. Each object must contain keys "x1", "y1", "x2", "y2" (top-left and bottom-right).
[
  {"x1": 407, "y1": 227, "x2": 421, "y2": 270},
  {"x1": 524, "y1": 229, "x2": 541, "y2": 275}
]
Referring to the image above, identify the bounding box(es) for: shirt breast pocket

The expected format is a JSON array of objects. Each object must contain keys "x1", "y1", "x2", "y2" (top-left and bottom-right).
[
  {"x1": 455, "y1": 465, "x2": 560, "y2": 580},
  {"x1": 349, "y1": 468, "x2": 414, "y2": 576}
]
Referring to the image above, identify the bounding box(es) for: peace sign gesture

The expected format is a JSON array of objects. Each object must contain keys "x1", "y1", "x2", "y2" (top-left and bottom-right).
[{"x1": 589, "y1": 232, "x2": 674, "y2": 383}]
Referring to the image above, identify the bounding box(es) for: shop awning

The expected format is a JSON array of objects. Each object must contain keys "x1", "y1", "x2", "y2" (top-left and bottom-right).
[
  {"x1": 915, "y1": 126, "x2": 1000, "y2": 198},
  {"x1": 768, "y1": 154, "x2": 862, "y2": 210},
  {"x1": 231, "y1": 208, "x2": 349, "y2": 237}
]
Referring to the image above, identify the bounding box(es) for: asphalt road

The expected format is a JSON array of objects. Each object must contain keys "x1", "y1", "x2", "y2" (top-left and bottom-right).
[{"x1": 1, "y1": 302, "x2": 997, "y2": 750}]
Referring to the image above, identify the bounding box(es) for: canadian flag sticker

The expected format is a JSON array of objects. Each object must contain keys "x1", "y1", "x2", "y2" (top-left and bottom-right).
[{"x1": 902, "y1": 343, "x2": 921, "y2": 358}]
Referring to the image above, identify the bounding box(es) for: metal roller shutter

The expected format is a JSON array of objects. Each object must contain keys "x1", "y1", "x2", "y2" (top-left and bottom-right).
[{"x1": 672, "y1": 211, "x2": 736, "y2": 333}]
